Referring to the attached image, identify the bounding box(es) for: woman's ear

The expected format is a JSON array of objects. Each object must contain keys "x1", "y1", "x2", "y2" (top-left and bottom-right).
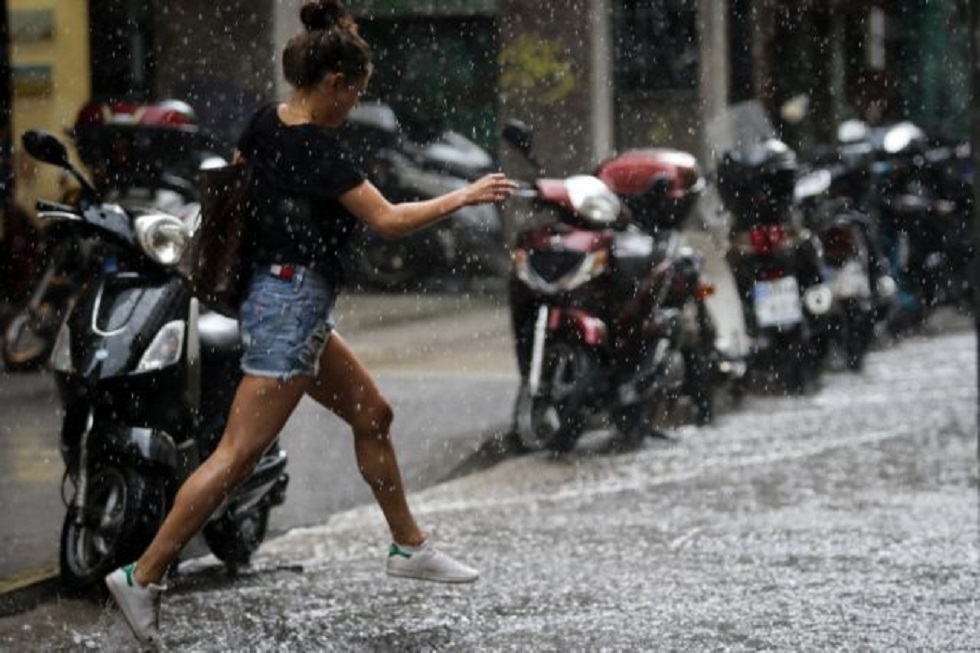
[{"x1": 323, "y1": 72, "x2": 346, "y2": 92}]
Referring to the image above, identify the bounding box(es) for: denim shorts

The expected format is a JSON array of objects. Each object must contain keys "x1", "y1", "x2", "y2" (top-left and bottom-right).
[{"x1": 239, "y1": 265, "x2": 337, "y2": 380}]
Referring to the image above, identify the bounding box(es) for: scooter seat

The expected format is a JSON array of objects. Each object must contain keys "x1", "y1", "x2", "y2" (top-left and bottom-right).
[{"x1": 199, "y1": 311, "x2": 241, "y2": 351}]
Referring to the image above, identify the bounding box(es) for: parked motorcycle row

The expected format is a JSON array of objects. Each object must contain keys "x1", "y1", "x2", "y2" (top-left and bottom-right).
[
  {"x1": 501, "y1": 116, "x2": 974, "y2": 454},
  {"x1": 1, "y1": 99, "x2": 973, "y2": 592}
]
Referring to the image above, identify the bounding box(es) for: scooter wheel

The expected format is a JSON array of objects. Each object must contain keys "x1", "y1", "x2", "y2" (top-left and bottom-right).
[
  {"x1": 513, "y1": 340, "x2": 598, "y2": 454},
  {"x1": 59, "y1": 466, "x2": 165, "y2": 593},
  {"x1": 203, "y1": 502, "x2": 271, "y2": 575}
]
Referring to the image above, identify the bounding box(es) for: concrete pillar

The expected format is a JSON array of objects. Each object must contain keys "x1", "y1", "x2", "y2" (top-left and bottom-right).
[
  {"x1": 272, "y1": 0, "x2": 303, "y2": 100},
  {"x1": 692, "y1": 0, "x2": 749, "y2": 358},
  {"x1": 698, "y1": 0, "x2": 730, "y2": 168},
  {"x1": 497, "y1": 0, "x2": 606, "y2": 177},
  {"x1": 589, "y1": 0, "x2": 614, "y2": 164}
]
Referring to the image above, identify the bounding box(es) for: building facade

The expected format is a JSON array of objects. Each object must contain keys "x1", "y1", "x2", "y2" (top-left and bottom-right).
[{"x1": 0, "y1": 1, "x2": 972, "y2": 219}]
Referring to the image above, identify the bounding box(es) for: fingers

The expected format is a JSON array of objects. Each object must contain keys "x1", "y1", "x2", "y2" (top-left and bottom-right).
[{"x1": 479, "y1": 173, "x2": 519, "y2": 203}]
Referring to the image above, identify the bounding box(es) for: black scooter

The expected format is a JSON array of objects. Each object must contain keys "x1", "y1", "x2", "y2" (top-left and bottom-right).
[
  {"x1": 794, "y1": 141, "x2": 896, "y2": 370},
  {"x1": 718, "y1": 138, "x2": 831, "y2": 393},
  {"x1": 21, "y1": 129, "x2": 289, "y2": 591},
  {"x1": 4, "y1": 100, "x2": 217, "y2": 371},
  {"x1": 859, "y1": 121, "x2": 974, "y2": 326}
]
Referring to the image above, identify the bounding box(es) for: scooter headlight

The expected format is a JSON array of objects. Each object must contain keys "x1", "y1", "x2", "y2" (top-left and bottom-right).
[
  {"x1": 137, "y1": 320, "x2": 185, "y2": 372},
  {"x1": 566, "y1": 175, "x2": 621, "y2": 226},
  {"x1": 135, "y1": 213, "x2": 191, "y2": 266}
]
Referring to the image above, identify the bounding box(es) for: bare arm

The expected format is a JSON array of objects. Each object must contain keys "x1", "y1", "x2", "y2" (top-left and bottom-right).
[{"x1": 339, "y1": 173, "x2": 516, "y2": 240}]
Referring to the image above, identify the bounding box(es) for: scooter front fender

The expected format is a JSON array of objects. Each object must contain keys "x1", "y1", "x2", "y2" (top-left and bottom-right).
[
  {"x1": 526, "y1": 305, "x2": 608, "y2": 396},
  {"x1": 548, "y1": 307, "x2": 609, "y2": 346}
]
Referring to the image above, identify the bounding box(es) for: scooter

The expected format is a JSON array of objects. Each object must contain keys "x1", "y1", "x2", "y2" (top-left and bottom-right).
[
  {"x1": 20, "y1": 129, "x2": 289, "y2": 591},
  {"x1": 793, "y1": 156, "x2": 893, "y2": 371},
  {"x1": 504, "y1": 120, "x2": 722, "y2": 453},
  {"x1": 843, "y1": 120, "x2": 974, "y2": 328},
  {"x1": 717, "y1": 138, "x2": 832, "y2": 393}
]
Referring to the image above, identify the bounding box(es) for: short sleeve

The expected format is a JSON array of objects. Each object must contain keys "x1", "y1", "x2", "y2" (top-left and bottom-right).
[
  {"x1": 236, "y1": 103, "x2": 276, "y2": 157},
  {"x1": 310, "y1": 132, "x2": 366, "y2": 198}
]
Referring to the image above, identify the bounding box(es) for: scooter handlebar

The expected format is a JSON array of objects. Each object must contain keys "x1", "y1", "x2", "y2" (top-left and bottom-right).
[{"x1": 35, "y1": 199, "x2": 80, "y2": 215}]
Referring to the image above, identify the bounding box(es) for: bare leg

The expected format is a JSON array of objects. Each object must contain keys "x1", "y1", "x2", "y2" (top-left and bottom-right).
[
  {"x1": 306, "y1": 332, "x2": 424, "y2": 547},
  {"x1": 134, "y1": 374, "x2": 310, "y2": 585}
]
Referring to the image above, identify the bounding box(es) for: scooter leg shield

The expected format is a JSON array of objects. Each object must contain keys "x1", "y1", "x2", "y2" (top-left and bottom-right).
[{"x1": 86, "y1": 424, "x2": 180, "y2": 472}]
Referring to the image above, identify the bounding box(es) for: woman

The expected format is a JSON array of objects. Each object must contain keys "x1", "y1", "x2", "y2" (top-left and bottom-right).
[{"x1": 105, "y1": 1, "x2": 516, "y2": 647}]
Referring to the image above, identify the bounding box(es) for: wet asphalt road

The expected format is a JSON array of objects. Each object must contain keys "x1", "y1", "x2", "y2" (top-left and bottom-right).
[
  {"x1": 0, "y1": 292, "x2": 517, "y2": 595},
  {"x1": 0, "y1": 318, "x2": 975, "y2": 651}
]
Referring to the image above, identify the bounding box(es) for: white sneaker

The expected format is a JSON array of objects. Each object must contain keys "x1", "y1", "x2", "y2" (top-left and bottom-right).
[
  {"x1": 386, "y1": 540, "x2": 479, "y2": 583},
  {"x1": 105, "y1": 563, "x2": 166, "y2": 649}
]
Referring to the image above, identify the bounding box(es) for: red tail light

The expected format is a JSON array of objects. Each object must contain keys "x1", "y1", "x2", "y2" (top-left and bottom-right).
[
  {"x1": 696, "y1": 282, "x2": 715, "y2": 299},
  {"x1": 822, "y1": 226, "x2": 854, "y2": 265},
  {"x1": 749, "y1": 225, "x2": 787, "y2": 255},
  {"x1": 760, "y1": 267, "x2": 786, "y2": 281}
]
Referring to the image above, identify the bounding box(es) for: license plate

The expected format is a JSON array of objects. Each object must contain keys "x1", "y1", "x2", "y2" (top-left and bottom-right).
[{"x1": 753, "y1": 277, "x2": 803, "y2": 327}]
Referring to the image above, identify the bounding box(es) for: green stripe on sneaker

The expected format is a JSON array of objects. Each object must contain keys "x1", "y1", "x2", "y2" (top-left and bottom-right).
[
  {"x1": 389, "y1": 543, "x2": 412, "y2": 559},
  {"x1": 122, "y1": 563, "x2": 137, "y2": 587}
]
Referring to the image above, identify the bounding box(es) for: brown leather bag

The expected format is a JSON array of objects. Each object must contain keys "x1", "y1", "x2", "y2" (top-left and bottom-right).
[{"x1": 177, "y1": 162, "x2": 252, "y2": 317}]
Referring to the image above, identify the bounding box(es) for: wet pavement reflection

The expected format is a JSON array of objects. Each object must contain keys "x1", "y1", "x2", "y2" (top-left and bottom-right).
[{"x1": 0, "y1": 323, "x2": 976, "y2": 650}]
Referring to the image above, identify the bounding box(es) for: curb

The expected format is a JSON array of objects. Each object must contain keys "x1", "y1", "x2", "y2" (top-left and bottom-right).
[
  {"x1": 0, "y1": 422, "x2": 518, "y2": 618},
  {"x1": 0, "y1": 568, "x2": 60, "y2": 618}
]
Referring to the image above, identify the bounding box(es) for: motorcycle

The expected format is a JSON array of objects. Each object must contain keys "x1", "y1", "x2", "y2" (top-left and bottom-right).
[
  {"x1": 20, "y1": 129, "x2": 288, "y2": 591},
  {"x1": 504, "y1": 121, "x2": 723, "y2": 453},
  {"x1": 839, "y1": 119, "x2": 974, "y2": 329},
  {"x1": 3, "y1": 100, "x2": 219, "y2": 371},
  {"x1": 717, "y1": 138, "x2": 832, "y2": 393},
  {"x1": 338, "y1": 101, "x2": 508, "y2": 290},
  {"x1": 793, "y1": 148, "x2": 895, "y2": 371}
]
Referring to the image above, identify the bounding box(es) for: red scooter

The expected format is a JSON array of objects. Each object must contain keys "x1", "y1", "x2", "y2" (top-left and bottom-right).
[{"x1": 504, "y1": 121, "x2": 724, "y2": 453}]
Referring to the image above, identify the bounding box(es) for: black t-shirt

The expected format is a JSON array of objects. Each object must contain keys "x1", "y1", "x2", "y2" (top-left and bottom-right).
[{"x1": 236, "y1": 103, "x2": 366, "y2": 285}]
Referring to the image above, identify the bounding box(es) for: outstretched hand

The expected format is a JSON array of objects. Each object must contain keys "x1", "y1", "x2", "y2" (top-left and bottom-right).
[{"x1": 463, "y1": 173, "x2": 519, "y2": 206}]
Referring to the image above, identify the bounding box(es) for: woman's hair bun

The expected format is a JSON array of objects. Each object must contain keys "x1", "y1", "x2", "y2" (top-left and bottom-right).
[
  {"x1": 300, "y1": 1, "x2": 351, "y2": 32},
  {"x1": 284, "y1": 0, "x2": 369, "y2": 87}
]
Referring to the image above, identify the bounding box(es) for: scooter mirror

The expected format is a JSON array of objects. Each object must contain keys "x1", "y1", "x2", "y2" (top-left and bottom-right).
[
  {"x1": 837, "y1": 119, "x2": 869, "y2": 144},
  {"x1": 22, "y1": 130, "x2": 71, "y2": 168},
  {"x1": 502, "y1": 119, "x2": 533, "y2": 157}
]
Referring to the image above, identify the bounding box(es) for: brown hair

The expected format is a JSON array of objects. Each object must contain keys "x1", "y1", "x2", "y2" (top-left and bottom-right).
[{"x1": 282, "y1": 1, "x2": 372, "y2": 89}]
